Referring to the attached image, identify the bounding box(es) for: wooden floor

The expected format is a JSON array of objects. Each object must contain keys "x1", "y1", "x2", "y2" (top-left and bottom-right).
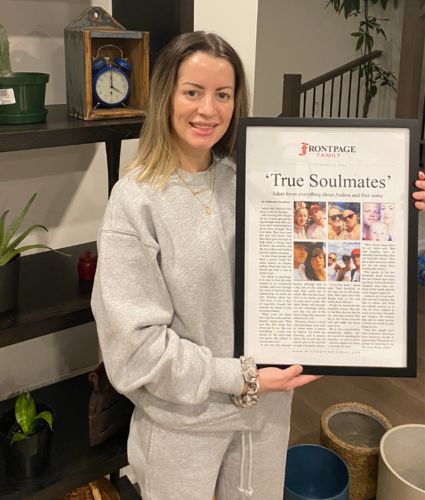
[{"x1": 289, "y1": 285, "x2": 425, "y2": 445}]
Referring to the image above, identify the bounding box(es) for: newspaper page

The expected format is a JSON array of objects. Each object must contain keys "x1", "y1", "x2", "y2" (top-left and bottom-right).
[{"x1": 243, "y1": 126, "x2": 410, "y2": 369}]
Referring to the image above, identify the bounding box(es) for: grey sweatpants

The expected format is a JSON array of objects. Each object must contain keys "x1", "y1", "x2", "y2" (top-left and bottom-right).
[{"x1": 127, "y1": 395, "x2": 293, "y2": 500}]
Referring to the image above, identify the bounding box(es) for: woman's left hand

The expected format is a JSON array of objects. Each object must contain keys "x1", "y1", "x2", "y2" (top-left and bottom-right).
[{"x1": 413, "y1": 170, "x2": 425, "y2": 212}]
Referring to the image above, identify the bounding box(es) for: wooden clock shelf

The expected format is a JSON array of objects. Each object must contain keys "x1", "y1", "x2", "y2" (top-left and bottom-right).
[{"x1": 0, "y1": 105, "x2": 144, "y2": 498}]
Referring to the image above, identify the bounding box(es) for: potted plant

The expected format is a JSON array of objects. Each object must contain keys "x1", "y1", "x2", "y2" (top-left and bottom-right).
[
  {"x1": 0, "y1": 23, "x2": 49, "y2": 124},
  {"x1": 0, "y1": 391, "x2": 54, "y2": 479},
  {"x1": 326, "y1": 0, "x2": 398, "y2": 117},
  {"x1": 0, "y1": 192, "x2": 68, "y2": 312}
]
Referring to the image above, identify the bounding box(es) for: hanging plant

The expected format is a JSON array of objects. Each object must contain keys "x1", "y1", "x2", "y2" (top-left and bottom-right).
[{"x1": 326, "y1": 0, "x2": 398, "y2": 117}]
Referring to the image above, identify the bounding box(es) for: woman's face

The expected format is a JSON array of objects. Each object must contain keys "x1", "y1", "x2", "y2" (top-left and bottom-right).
[
  {"x1": 171, "y1": 51, "x2": 235, "y2": 166},
  {"x1": 295, "y1": 208, "x2": 308, "y2": 227},
  {"x1": 381, "y1": 203, "x2": 395, "y2": 225},
  {"x1": 311, "y1": 251, "x2": 325, "y2": 273}
]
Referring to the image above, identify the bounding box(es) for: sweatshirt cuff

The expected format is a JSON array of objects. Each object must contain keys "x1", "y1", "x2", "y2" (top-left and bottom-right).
[{"x1": 210, "y1": 357, "x2": 245, "y2": 395}]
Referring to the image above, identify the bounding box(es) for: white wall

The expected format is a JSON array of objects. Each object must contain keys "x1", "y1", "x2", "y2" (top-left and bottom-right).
[{"x1": 194, "y1": 0, "x2": 259, "y2": 112}]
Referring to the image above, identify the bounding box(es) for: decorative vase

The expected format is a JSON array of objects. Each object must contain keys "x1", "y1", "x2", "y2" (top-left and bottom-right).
[
  {"x1": 284, "y1": 444, "x2": 349, "y2": 500},
  {"x1": 0, "y1": 254, "x2": 20, "y2": 313},
  {"x1": 0, "y1": 72, "x2": 49, "y2": 124},
  {"x1": 376, "y1": 424, "x2": 425, "y2": 499},
  {"x1": 78, "y1": 250, "x2": 98, "y2": 281},
  {"x1": 0, "y1": 404, "x2": 53, "y2": 479}
]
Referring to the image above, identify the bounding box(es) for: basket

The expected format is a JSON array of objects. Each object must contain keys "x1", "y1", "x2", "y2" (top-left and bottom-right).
[
  {"x1": 320, "y1": 402, "x2": 392, "y2": 500},
  {"x1": 58, "y1": 477, "x2": 120, "y2": 500}
]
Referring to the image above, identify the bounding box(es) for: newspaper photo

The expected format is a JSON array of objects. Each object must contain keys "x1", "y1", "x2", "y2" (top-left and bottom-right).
[{"x1": 235, "y1": 118, "x2": 419, "y2": 376}]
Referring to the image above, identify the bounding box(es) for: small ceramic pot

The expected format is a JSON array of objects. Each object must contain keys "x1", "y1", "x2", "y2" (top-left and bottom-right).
[{"x1": 0, "y1": 404, "x2": 53, "y2": 479}]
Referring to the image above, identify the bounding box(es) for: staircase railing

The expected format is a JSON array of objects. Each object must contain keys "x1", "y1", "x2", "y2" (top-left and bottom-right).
[{"x1": 281, "y1": 50, "x2": 382, "y2": 118}]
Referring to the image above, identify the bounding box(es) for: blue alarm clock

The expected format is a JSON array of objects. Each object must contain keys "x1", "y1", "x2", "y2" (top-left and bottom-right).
[{"x1": 92, "y1": 45, "x2": 131, "y2": 108}]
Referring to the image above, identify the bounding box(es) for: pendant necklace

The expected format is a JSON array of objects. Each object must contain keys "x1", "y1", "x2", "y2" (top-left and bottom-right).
[{"x1": 176, "y1": 164, "x2": 216, "y2": 216}]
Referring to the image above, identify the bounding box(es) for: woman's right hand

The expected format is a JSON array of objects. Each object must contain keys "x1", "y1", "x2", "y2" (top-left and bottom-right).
[{"x1": 257, "y1": 365, "x2": 321, "y2": 394}]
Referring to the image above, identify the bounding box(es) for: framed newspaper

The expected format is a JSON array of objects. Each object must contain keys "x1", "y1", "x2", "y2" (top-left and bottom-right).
[{"x1": 234, "y1": 117, "x2": 419, "y2": 376}]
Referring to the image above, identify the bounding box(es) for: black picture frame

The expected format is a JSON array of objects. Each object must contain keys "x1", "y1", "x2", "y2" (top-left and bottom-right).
[{"x1": 234, "y1": 117, "x2": 419, "y2": 376}]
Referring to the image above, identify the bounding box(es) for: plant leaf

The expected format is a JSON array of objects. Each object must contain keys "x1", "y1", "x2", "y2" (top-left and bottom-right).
[
  {"x1": 0, "y1": 244, "x2": 71, "y2": 266},
  {"x1": 34, "y1": 411, "x2": 53, "y2": 431},
  {"x1": 356, "y1": 36, "x2": 364, "y2": 51},
  {"x1": 1, "y1": 193, "x2": 37, "y2": 252},
  {"x1": 14, "y1": 392, "x2": 36, "y2": 434},
  {"x1": 10, "y1": 431, "x2": 28, "y2": 444},
  {"x1": 3, "y1": 224, "x2": 48, "y2": 256},
  {"x1": 0, "y1": 210, "x2": 9, "y2": 248}
]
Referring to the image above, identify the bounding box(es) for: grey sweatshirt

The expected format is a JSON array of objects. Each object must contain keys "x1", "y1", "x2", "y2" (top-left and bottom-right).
[{"x1": 91, "y1": 157, "x2": 283, "y2": 432}]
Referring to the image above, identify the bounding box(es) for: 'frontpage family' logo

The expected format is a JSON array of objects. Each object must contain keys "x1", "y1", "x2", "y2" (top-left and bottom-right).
[{"x1": 298, "y1": 142, "x2": 356, "y2": 157}]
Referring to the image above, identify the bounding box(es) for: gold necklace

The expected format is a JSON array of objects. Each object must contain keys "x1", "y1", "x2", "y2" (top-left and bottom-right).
[{"x1": 176, "y1": 165, "x2": 216, "y2": 215}]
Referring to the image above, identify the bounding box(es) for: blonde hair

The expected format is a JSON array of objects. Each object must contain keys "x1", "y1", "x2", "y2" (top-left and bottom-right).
[{"x1": 128, "y1": 31, "x2": 249, "y2": 188}]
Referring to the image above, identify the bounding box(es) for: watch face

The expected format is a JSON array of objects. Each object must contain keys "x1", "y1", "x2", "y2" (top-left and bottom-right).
[{"x1": 94, "y1": 68, "x2": 130, "y2": 106}]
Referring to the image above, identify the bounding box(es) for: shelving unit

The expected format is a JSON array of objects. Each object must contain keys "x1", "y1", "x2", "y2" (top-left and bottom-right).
[{"x1": 0, "y1": 105, "x2": 144, "y2": 499}]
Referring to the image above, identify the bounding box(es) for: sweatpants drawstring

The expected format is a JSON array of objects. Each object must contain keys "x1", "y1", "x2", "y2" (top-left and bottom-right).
[{"x1": 237, "y1": 431, "x2": 254, "y2": 497}]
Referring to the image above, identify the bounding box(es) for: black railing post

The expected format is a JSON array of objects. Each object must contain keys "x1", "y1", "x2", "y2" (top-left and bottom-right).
[{"x1": 281, "y1": 74, "x2": 302, "y2": 117}]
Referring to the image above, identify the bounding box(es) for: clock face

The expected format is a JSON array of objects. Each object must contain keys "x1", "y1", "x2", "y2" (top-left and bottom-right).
[{"x1": 94, "y1": 68, "x2": 130, "y2": 106}]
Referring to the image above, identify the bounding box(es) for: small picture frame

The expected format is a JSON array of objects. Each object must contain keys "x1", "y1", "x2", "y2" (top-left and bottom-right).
[{"x1": 234, "y1": 117, "x2": 419, "y2": 376}]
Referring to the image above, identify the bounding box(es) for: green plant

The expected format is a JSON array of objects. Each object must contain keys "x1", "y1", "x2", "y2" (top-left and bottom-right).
[
  {"x1": 10, "y1": 392, "x2": 53, "y2": 444},
  {"x1": 0, "y1": 23, "x2": 12, "y2": 77},
  {"x1": 0, "y1": 192, "x2": 68, "y2": 266},
  {"x1": 326, "y1": 0, "x2": 398, "y2": 117}
]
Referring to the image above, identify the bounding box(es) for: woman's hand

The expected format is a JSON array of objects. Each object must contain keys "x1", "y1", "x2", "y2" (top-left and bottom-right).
[
  {"x1": 413, "y1": 170, "x2": 425, "y2": 212},
  {"x1": 257, "y1": 365, "x2": 321, "y2": 394}
]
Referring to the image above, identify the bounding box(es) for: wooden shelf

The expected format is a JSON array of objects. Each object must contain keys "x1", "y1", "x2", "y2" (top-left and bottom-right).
[
  {"x1": 0, "y1": 243, "x2": 97, "y2": 348},
  {"x1": 0, "y1": 373, "x2": 131, "y2": 499},
  {"x1": 0, "y1": 104, "x2": 144, "y2": 153}
]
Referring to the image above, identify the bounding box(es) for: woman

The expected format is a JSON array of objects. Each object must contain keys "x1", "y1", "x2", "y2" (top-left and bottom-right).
[
  {"x1": 304, "y1": 245, "x2": 327, "y2": 281},
  {"x1": 91, "y1": 32, "x2": 320, "y2": 500},
  {"x1": 91, "y1": 31, "x2": 425, "y2": 500}
]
